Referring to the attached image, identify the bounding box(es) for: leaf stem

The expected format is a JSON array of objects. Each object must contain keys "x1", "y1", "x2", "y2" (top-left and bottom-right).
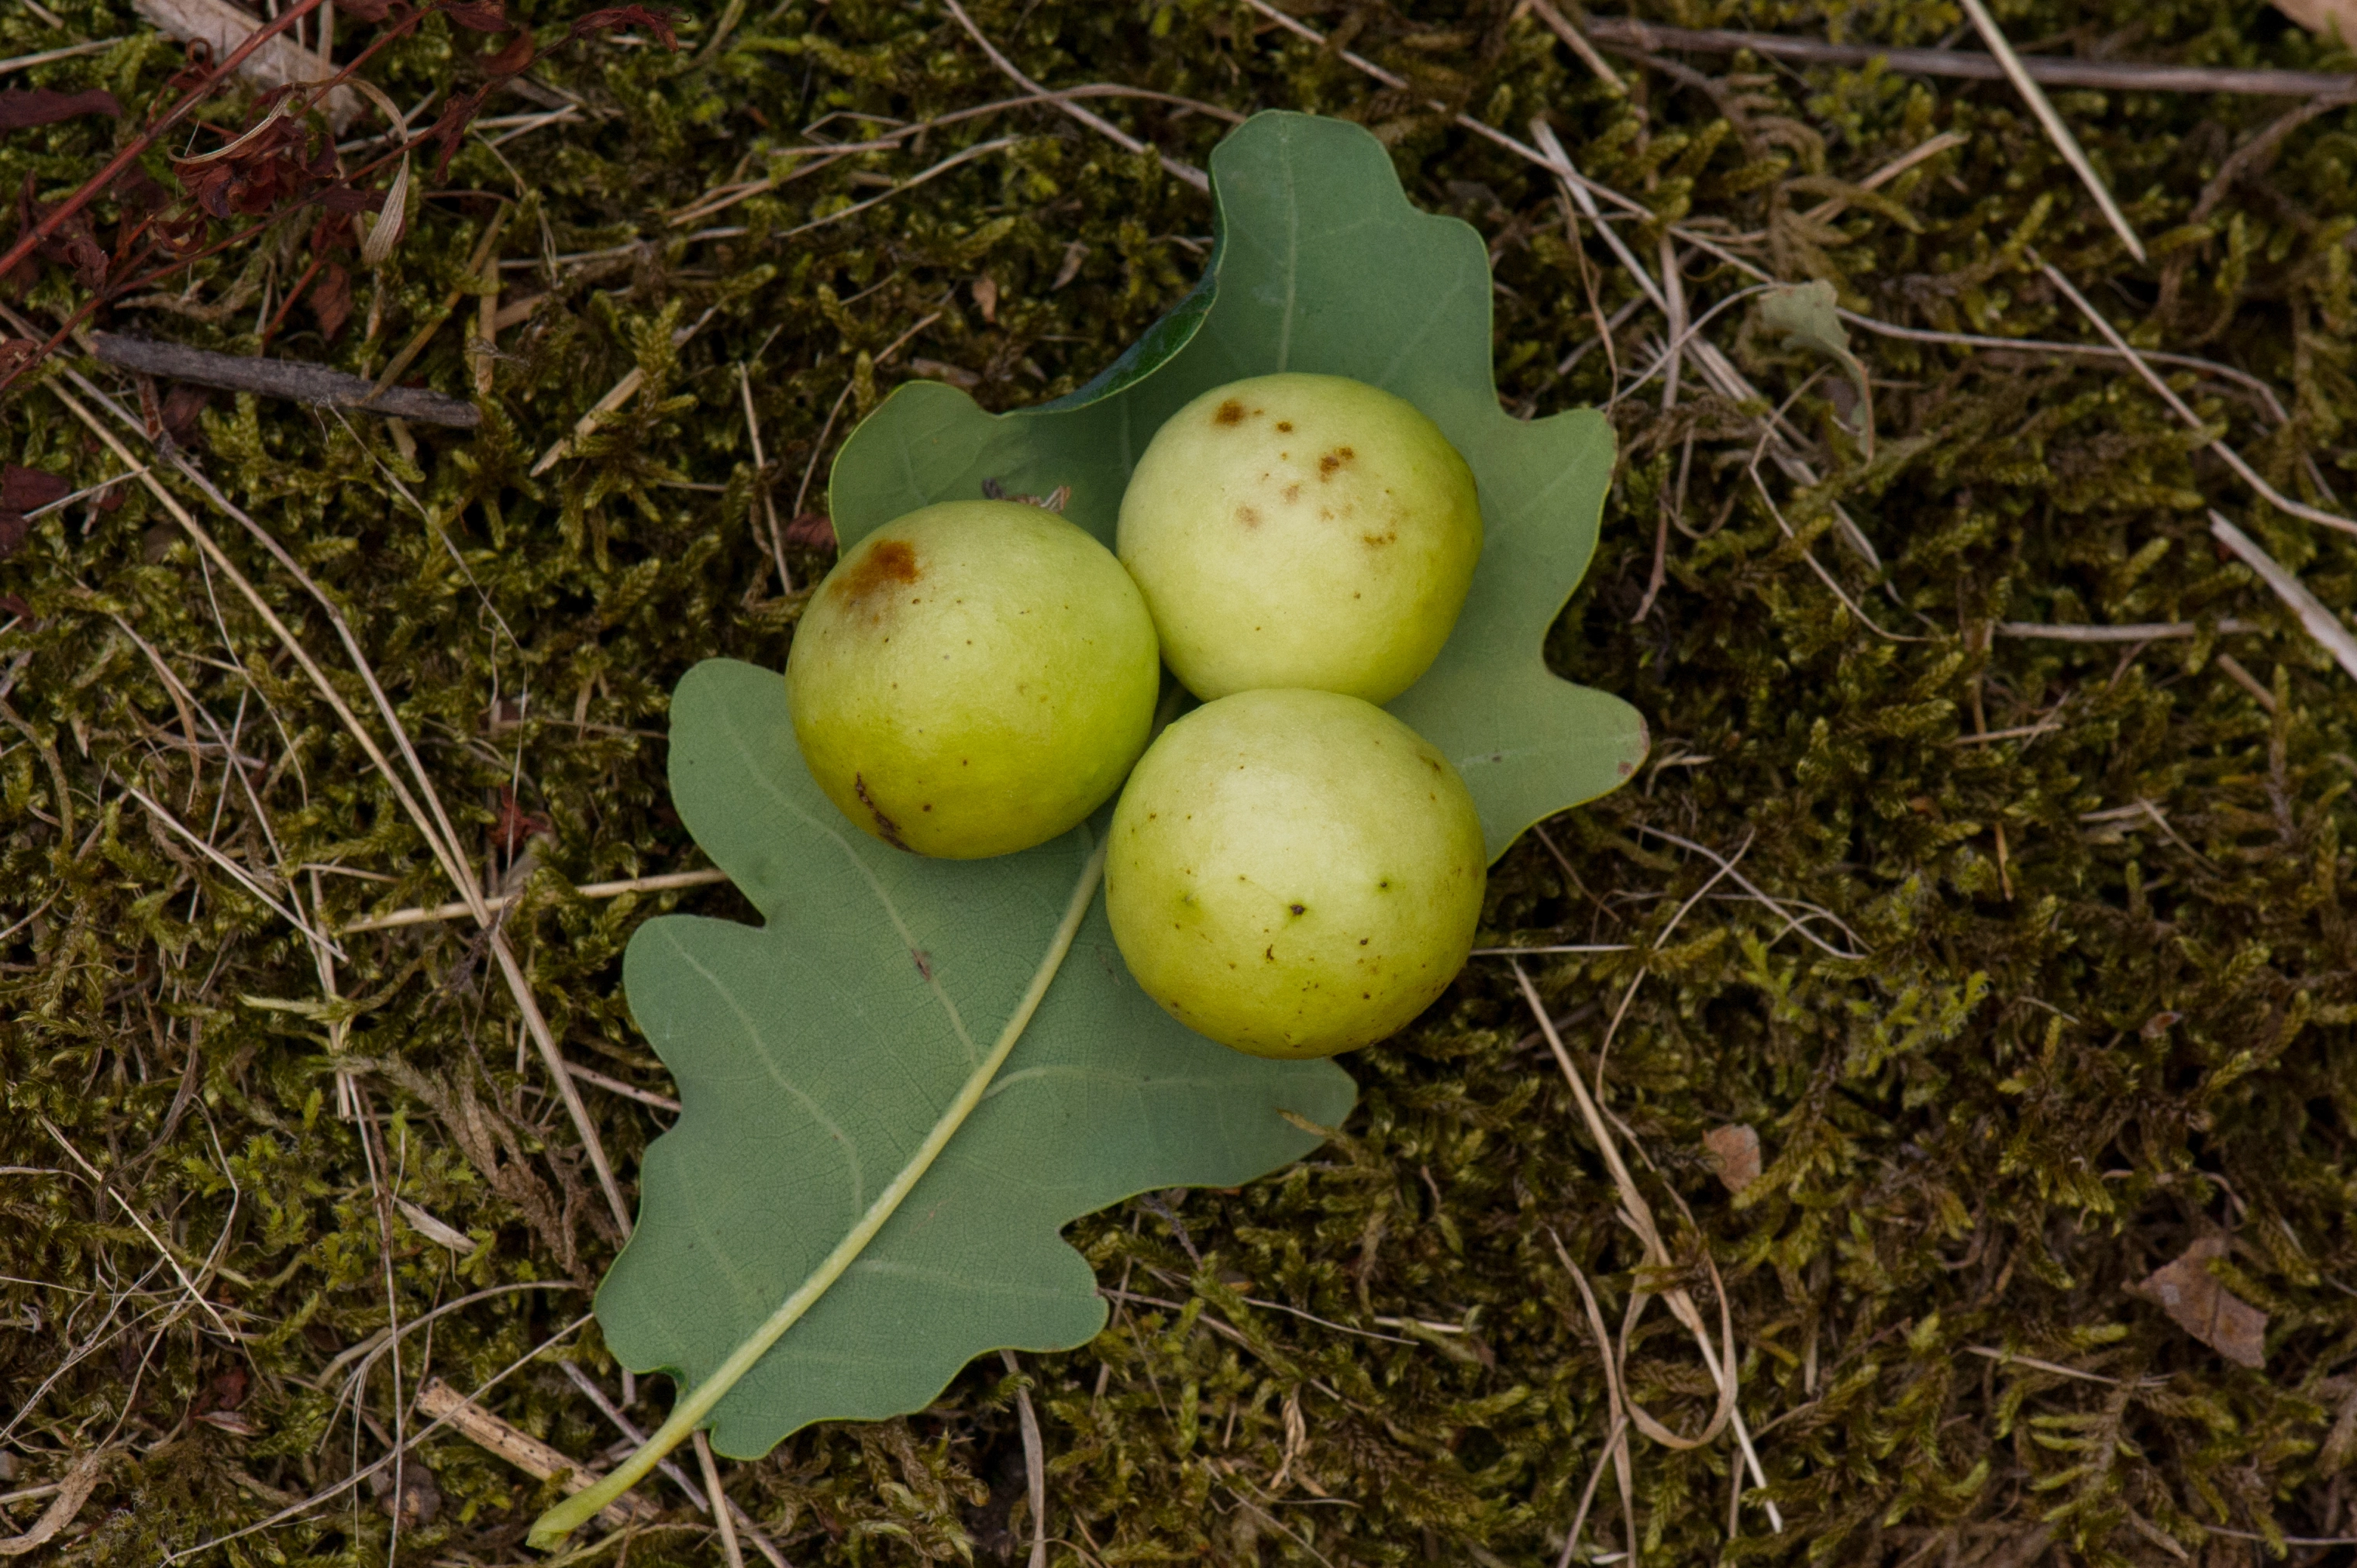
[{"x1": 526, "y1": 832, "x2": 1114, "y2": 1552}]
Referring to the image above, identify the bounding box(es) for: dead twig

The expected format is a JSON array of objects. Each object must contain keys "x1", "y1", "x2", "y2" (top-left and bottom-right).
[
  {"x1": 1995, "y1": 619, "x2": 2259, "y2": 642},
  {"x1": 339, "y1": 867, "x2": 729, "y2": 933},
  {"x1": 91, "y1": 334, "x2": 479, "y2": 429},
  {"x1": 415, "y1": 1378, "x2": 660, "y2": 1529},
  {"x1": 529, "y1": 304, "x2": 719, "y2": 476}
]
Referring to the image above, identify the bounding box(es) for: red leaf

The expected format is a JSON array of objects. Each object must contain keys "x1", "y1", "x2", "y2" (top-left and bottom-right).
[
  {"x1": 0, "y1": 514, "x2": 24, "y2": 560},
  {"x1": 423, "y1": 85, "x2": 490, "y2": 180},
  {"x1": 160, "y1": 386, "x2": 211, "y2": 450},
  {"x1": 0, "y1": 591, "x2": 32, "y2": 623},
  {"x1": 443, "y1": 0, "x2": 508, "y2": 29},
  {"x1": 309, "y1": 263, "x2": 353, "y2": 341},
  {"x1": 1, "y1": 465, "x2": 71, "y2": 514},
  {"x1": 492, "y1": 785, "x2": 551, "y2": 855},
  {"x1": 480, "y1": 29, "x2": 536, "y2": 78},
  {"x1": 784, "y1": 511, "x2": 836, "y2": 548},
  {"x1": 0, "y1": 88, "x2": 123, "y2": 129},
  {"x1": 567, "y1": 4, "x2": 678, "y2": 49},
  {"x1": 315, "y1": 185, "x2": 388, "y2": 215}
]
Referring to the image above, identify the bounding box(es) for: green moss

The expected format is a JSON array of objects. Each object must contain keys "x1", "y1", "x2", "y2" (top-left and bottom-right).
[{"x1": 5, "y1": 0, "x2": 2357, "y2": 1563}]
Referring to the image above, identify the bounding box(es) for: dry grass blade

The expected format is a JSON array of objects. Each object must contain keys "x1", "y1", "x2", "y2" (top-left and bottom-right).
[
  {"x1": 2039, "y1": 261, "x2": 2357, "y2": 537},
  {"x1": 1582, "y1": 17, "x2": 2357, "y2": 98},
  {"x1": 1963, "y1": 0, "x2": 2124, "y2": 261},
  {"x1": 1525, "y1": 0, "x2": 1624, "y2": 93},
  {"x1": 112, "y1": 774, "x2": 342, "y2": 953},
  {"x1": 531, "y1": 305, "x2": 718, "y2": 475},
  {"x1": 1001, "y1": 1350, "x2": 1049, "y2": 1568},
  {"x1": 339, "y1": 867, "x2": 730, "y2": 932},
  {"x1": 1549, "y1": 1231, "x2": 1635, "y2": 1568},
  {"x1": 31, "y1": 372, "x2": 635, "y2": 1235},
  {"x1": 0, "y1": 38, "x2": 122, "y2": 75},
  {"x1": 133, "y1": 0, "x2": 359, "y2": 129},
  {"x1": 163, "y1": 1313, "x2": 598, "y2": 1563},
  {"x1": 940, "y1": 0, "x2": 1207, "y2": 192},
  {"x1": 2208, "y1": 513, "x2": 2357, "y2": 684},
  {"x1": 1508, "y1": 966, "x2": 1780, "y2": 1532},
  {"x1": 690, "y1": 1432, "x2": 745, "y2": 1568}
]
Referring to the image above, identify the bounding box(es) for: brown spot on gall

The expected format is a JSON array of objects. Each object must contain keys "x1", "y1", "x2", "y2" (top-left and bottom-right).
[
  {"x1": 1235, "y1": 505, "x2": 1262, "y2": 528},
  {"x1": 832, "y1": 538, "x2": 921, "y2": 609},
  {"x1": 1213, "y1": 399, "x2": 1247, "y2": 426},
  {"x1": 1275, "y1": 420, "x2": 1292, "y2": 432},
  {"x1": 1318, "y1": 446, "x2": 1355, "y2": 480},
  {"x1": 1283, "y1": 484, "x2": 1301, "y2": 503}
]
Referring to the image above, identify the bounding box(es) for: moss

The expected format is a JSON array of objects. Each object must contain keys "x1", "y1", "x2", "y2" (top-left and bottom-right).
[{"x1": 5, "y1": 0, "x2": 2357, "y2": 1563}]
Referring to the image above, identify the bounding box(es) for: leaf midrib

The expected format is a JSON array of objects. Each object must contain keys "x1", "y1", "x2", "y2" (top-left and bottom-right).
[{"x1": 527, "y1": 832, "x2": 1111, "y2": 1550}]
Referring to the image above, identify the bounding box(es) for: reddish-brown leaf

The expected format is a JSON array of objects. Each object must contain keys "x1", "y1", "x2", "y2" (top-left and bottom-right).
[
  {"x1": 0, "y1": 88, "x2": 124, "y2": 129},
  {"x1": 442, "y1": 0, "x2": 508, "y2": 29},
  {"x1": 567, "y1": 4, "x2": 678, "y2": 48},
  {"x1": 784, "y1": 512, "x2": 837, "y2": 548},
  {"x1": 422, "y1": 85, "x2": 491, "y2": 180},
  {"x1": 0, "y1": 591, "x2": 32, "y2": 622},
  {"x1": 479, "y1": 29, "x2": 537, "y2": 78},
  {"x1": 0, "y1": 514, "x2": 25, "y2": 560},
  {"x1": 338, "y1": 0, "x2": 402, "y2": 20},
  {"x1": 160, "y1": 385, "x2": 211, "y2": 450},
  {"x1": 2132, "y1": 1236, "x2": 2268, "y2": 1368},
  {"x1": 492, "y1": 786, "x2": 551, "y2": 855},
  {"x1": 309, "y1": 263, "x2": 353, "y2": 341},
  {"x1": 2, "y1": 466, "x2": 71, "y2": 515},
  {"x1": 315, "y1": 185, "x2": 388, "y2": 215}
]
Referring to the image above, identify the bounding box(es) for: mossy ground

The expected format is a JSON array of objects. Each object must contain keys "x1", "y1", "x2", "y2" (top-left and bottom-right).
[{"x1": 6, "y1": 0, "x2": 2357, "y2": 1563}]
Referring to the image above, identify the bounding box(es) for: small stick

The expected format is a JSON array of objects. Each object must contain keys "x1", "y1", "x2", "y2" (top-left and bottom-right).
[
  {"x1": 412, "y1": 1378, "x2": 660, "y2": 1530},
  {"x1": 2214, "y1": 653, "x2": 2277, "y2": 713},
  {"x1": 2210, "y1": 512, "x2": 2357, "y2": 684},
  {"x1": 1524, "y1": 0, "x2": 1623, "y2": 93},
  {"x1": 1001, "y1": 1351, "x2": 1049, "y2": 1568},
  {"x1": 940, "y1": 0, "x2": 1208, "y2": 192},
  {"x1": 2040, "y1": 262, "x2": 2357, "y2": 537},
  {"x1": 341, "y1": 867, "x2": 729, "y2": 932},
  {"x1": 564, "y1": 1060, "x2": 681, "y2": 1115},
  {"x1": 1581, "y1": 16, "x2": 2357, "y2": 98},
  {"x1": 90, "y1": 333, "x2": 479, "y2": 429},
  {"x1": 1995, "y1": 619, "x2": 2259, "y2": 642},
  {"x1": 1957, "y1": 0, "x2": 2143, "y2": 261}
]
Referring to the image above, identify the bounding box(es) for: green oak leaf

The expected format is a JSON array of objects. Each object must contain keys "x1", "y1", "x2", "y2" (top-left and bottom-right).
[
  {"x1": 833, "y1": 110, "x2": 1649, "y2": 861},
  {"x1": 532, "y1": 661, "x2": 1353, "y2": 1546},
  {"x1": 536, "y1": 110, "x2": 1641, "y2": 1549}
]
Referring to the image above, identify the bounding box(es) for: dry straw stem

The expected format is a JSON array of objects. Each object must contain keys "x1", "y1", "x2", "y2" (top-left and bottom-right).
[
  {"x1": 530, "y1": 305, "x2": 719, "y2": 475},
  {"x1": 939, "y1": 0, "x2": 1208, "y2": 192},
  {"x1": 1508, "y1": 963, "x2": 1780, "y2": 1535},
  {"x1": 1971, "y1": 0, "x2": 2134, "y2": 260},
  {"x1": 2208, "y1": 513, "x2": 2357, "y2": 684},
  {"x1": 0, "y1": 36, "x2": 121, "y2": 74},
  {"x1": 340, "y1": 868, "x2": 732, "y2": 932},
  {"x1": 1582, "y1": 17, "x2": 2357, "y2": 98},
  {"x1": 1001, "y1": 1350, "x2": 1049, "y2": 1568},
  {"x1": 23, "y1": 360, "x2": 634, "y2": 1236},
  {"x1": 2038, "y1": 261, "x2": 2357, "y2": 539},
  {"x1": 689, "y1": 1432, "x2": 746, "y2": 1568},
  {"x1": 1522, "y1": 0, "x2": 1624, "y2": 94}
]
